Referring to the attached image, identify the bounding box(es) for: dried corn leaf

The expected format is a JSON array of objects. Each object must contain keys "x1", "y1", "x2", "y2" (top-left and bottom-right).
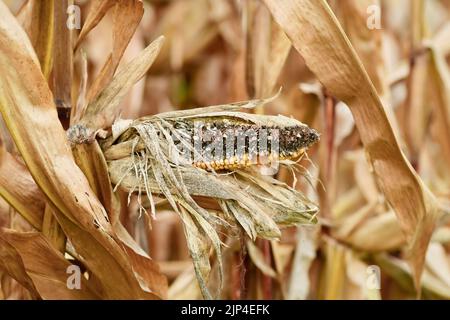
[
  {"x1": 178, "y1": 206, "x2": 213, "y2": 299},
  {"x1": 343, "y1": 211, "x2": 405, "y2": 252},
  {"x1": 16, "y1": 0, "x2": 54, "y2": 78},
  {"x1": 72, "y1": 141, "x2": 114, "y2": 215},
  {"x1": 0, "y1": 229, "x2": 99, "y2": 299},
  {"x1": 374, "y1": 253, "x2": 450, "y2": 299},
  {"x1": 425, "y1": 243, "x2": 450, "y2": 288},
  {"x1": 0, "y1": 232, "x2": 40, "y2": 300},
  {"x1": 264, "y1": 0, "x2": 440, "y2": 291},
  {"x1": 70, "y1": 36, "x2": 165, "y2": 142},
  {"x1": 0, "y1": 139, "x2": 44, "y2": 230},
  {"x1": 75, "y1": 0, "x2": 115, "y2": 50},
  {"x1": 42, "y1": 204, "x2": 66, "y2": 253},
  {"x1": 431, "y1": 21, "x2": 450, "y2": 55},
  {"x1": 168, "y1": 267, "x2": 202, "y2": 300},
  {"x1": 86, "y1": 0, "x2": 144, "y2": 101},
  {"x1": 0, "y1": 2, "x2": 166, "y2": 299},
  {"x1": 320, "y1": 238, "x2": 346, "y2": 300},
  {"x1": 245, "y1": 1, "x2": 291, "y2": 99},
  {"x1": 246, "y1": 240, "x2": 277, "y2": 278}
]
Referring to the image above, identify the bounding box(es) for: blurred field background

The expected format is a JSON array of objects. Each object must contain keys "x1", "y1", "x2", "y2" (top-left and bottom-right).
[{"x1": 0, "y1": 0, "x2": 450, "y2": 300}]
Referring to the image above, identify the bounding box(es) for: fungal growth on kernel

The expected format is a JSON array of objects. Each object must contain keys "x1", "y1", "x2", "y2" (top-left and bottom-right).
[{"x1": 168, "y1": 113, "x2": 320, "y2": 171}]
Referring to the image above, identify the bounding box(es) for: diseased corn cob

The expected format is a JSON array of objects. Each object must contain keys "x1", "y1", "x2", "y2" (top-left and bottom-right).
[
  {"x1": 102, "y1": 111, "x2": 320, "y2": 172},
  {"x1": 171, "y1": 116, "x2": 320, "y2": 171}
]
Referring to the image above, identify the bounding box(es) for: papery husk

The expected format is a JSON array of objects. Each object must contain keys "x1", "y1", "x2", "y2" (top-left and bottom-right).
[{"x1": 105, "y1": 97, "x2": 319, "y2": 298}]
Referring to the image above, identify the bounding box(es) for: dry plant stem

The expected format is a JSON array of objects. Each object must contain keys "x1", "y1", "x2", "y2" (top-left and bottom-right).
[
  {"x1": 0, "y1": 149, "x2": 44, "y2": 230},
  {"x1": 42, "y1": 204, "x2": 66, "y2": 253},
  {"x1": 429, "y1": 50, "x2": 450, "y2": 168},
  {"x1": 72, "y1": 142, "x2": 114, "y2": 216},
  {"x1": 403, "y1": 51, "x2": 429, "y2": 168},
  {"x1": 240, "y1": 239, "x2": 248, "y2": 300},
  {"x1": 404, "y1": 0, "x2": 428, "y2": 168},
  {"x1": 53, "y1": 0, "x2": 73, "y2": 126},
  {"x1": 68, "y1": 27, "x2": 166, "y2": 297},
  {"x1": 244, "y1": 0, "x2": 257, "y2": 99},
  {"x1": 17, "y1": 0, "x2": 54, "y2": 79},
  {"x1": 325, "y1": 94, "x2": 336, "y2": 181},
  {"x1": 411, "y1": 0, "x2": 426, "y2": 49},
  {"x1": 317, "y1": 92, "x2": 336, "y2": 222},
  {"x1": 68, "y1": 36, "x2": 166, "y2": 294},
  {"x1": 264, "y1": 0, "x2": 440, "y2": 292},
  {"x1": 261, "y1": 239, "x2": 272, "y2": 300},
  {"x1": 42, "y1": 0, "x2": 72, "y2": 253},
  {"x1": 321, "y1": 238, "x2": 346, "y2": 299},
  {"x1": 243, "y1": 2, "x2": 291, "y2": 294}
]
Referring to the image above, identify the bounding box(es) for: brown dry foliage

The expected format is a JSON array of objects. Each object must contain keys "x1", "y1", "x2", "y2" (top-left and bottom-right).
[{"x1": 0, "y1": 0, "x2": 449, "y2": 300}]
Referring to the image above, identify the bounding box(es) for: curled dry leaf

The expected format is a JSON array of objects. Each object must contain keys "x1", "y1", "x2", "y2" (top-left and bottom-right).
[
  {"x1": 0, "y1": 2, "x2": 167, "y2": 299},
  {"x1": 69, "y1": 36, "x2": 165, "y2": 143},
  {"x1": 264, "y1": 0, "x2": 440, "y2": 291},
  {"x1": 246, "y1": 240, "x2": 277, "y2": 278},
  {"x1": 74, "y1": 0, "x2": 116, "y2": 51},
  {"x1": 85, "y1": 0, "x2": 145, "y2": 101},
  {"x1": 0, "y1": 229, "x2": 99, "y2": 299},
  {"x1": 245, "y1": 0, "x2": 291, "y2": 100}
]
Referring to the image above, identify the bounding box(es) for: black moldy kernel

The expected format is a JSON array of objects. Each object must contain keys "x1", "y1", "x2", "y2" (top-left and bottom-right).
[
  {"x1": 278, "y1": 125, "x2": 320, "y2": 157},
  {"x1": 171, "y1": 119, "x2": 320, "y2": 170}
]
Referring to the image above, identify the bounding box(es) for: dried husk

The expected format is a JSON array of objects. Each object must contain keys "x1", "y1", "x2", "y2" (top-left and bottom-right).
[{"x1": 105, "y1": 98, "x2": 319, "y2": 298}]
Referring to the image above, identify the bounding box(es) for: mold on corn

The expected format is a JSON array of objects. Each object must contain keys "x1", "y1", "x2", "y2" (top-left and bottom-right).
[{"x1": 171, "y1": 117, "x2": 320, "y2": 171}]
